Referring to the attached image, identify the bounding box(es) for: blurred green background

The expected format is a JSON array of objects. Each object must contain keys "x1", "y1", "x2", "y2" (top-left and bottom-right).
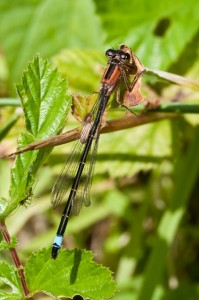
[{"x1": 0, "y1": 0, "x2": 199, "y2": 299}]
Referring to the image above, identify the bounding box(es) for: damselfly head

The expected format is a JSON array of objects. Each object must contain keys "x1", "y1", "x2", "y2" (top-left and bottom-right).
[
  {"x1": 106, "y1": 48, "x2": 130, "y2": 61},
  {"x1": 120, "y1": 44, "x2": 145, "y2": 75}
]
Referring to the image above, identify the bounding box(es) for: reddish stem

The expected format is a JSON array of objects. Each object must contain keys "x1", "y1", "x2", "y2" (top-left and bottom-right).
[{"x1": 0, "y1": 221, "x2": 30, "y2": 297}]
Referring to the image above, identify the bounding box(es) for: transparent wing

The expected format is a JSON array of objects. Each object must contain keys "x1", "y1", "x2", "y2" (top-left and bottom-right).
[
  {"x1": 51, "y1": 94, "x2": 102, "y2": 215},
  {"x1": 72, "y1": 128, "x2": 100, "y2": 215},
  {"x1": 70, "y1": 131, "x2": 100, "y2": 215},
  {"x1": 51, "y1": 138, "x2": 84, "y2": 209}
]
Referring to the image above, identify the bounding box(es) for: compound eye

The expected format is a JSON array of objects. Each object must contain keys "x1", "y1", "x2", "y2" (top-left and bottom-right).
[
  {"x1": 106, "y1": 49, "x2": 115, "y2": 58},
  {"x1": 121, "y1": 52, "x2": 130, "y2": 60}
]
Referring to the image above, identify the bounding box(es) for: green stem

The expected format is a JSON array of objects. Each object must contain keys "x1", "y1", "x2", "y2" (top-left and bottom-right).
[
  {"x1": 147, "y1": 103, "x2": 199, "y2": 113},
  {"x1": 0, "y1": 98, "x2": 21, "y2": 106},
  {"x1": 117, "y1": 102, "x2": 199, "y2": 114},
  {"x1": 1, "y1": 97, "x2": 199, "y2": 114}
]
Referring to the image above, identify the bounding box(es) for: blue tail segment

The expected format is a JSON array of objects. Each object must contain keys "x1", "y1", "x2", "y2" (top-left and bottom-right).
[{"x1": 51, "y1": 235, "x2": 63, "y2": 259}]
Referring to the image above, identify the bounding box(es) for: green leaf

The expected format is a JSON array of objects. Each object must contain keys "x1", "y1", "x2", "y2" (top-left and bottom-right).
[
  {"x1": 0, "y1": 0, "x2": 104, "y2": 82},
  {"x1": 17, "y1": 55, "x2": 69, "y2": 138},
  {"x1": 1, "y1": 55, "x2": 71, "y2": 218},
  {"x1": 72, "y1": 94, "x2": 98, "y2": 123},
  {"x1": 96, "y1": 119, "x2": 171, "y2": 177},
  {"x1": 0, "y1": 237, "x2": 17, "y2": 250},
  {"x1": 53, "y1": 49, "x2": 105, "y2": 94},
  {"x1": 165, "y1": 281, "x2": 199, "y2": 300},
  {"x1": 96, "y1": 0, "x2": 199, "y2": 71},
  {"x1": 0, "y1": 198, "x2": 8, "y2": 216},
  {"x1": 25, "y1": 248, "x2": 117, "y2": 300},
  {"x1": 137, "y1": 125, "x2": 199, "y2": 300},
  {"x1": 0, "y1": 261, "x2": 23, "y2": 300}
]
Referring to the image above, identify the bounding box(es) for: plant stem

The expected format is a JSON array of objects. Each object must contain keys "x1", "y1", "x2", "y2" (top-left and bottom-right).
[
  {"x1": 2, "y1": 101, "x2": 199, "y2": 158},
  {"x1": 2, "y1": 111, "x2": 176, "y2": 158},
  {"x1": 0, "y1": 221, "x2": 30, "y2": 297},
  {"x1": 0, "y1": 98, "x2": 21, "y2": 106}
]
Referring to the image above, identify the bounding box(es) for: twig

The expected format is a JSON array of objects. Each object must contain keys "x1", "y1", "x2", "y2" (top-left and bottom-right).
[
  {"x1": 2, "y1": 101, "x2": 199, "y2": 158},
  {"x1": 1, "y1": 111, "x2": 177, "y2": 158}
]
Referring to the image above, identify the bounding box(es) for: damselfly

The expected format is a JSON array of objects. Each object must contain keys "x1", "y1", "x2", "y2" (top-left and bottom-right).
[{"x1": 51, "y1": 44, "x2": 145, "y2": 259}]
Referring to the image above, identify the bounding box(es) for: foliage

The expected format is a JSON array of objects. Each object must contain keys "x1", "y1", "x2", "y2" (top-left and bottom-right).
[
  {"x1": 0, "y1": 0, "x2": 199, "y2": 300},
  {"x1": 1, "y1": 55, "x2": 71, "y2": 218},
  {"x1": 26, "y1": 249, "x2": 116, "y2": 299},
  {"x1": 0, "y1": 261, "x2": 23, "y2": 300},
  {"x1": 0, "y1": 54, "x2": 116, "y2": 299}
]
